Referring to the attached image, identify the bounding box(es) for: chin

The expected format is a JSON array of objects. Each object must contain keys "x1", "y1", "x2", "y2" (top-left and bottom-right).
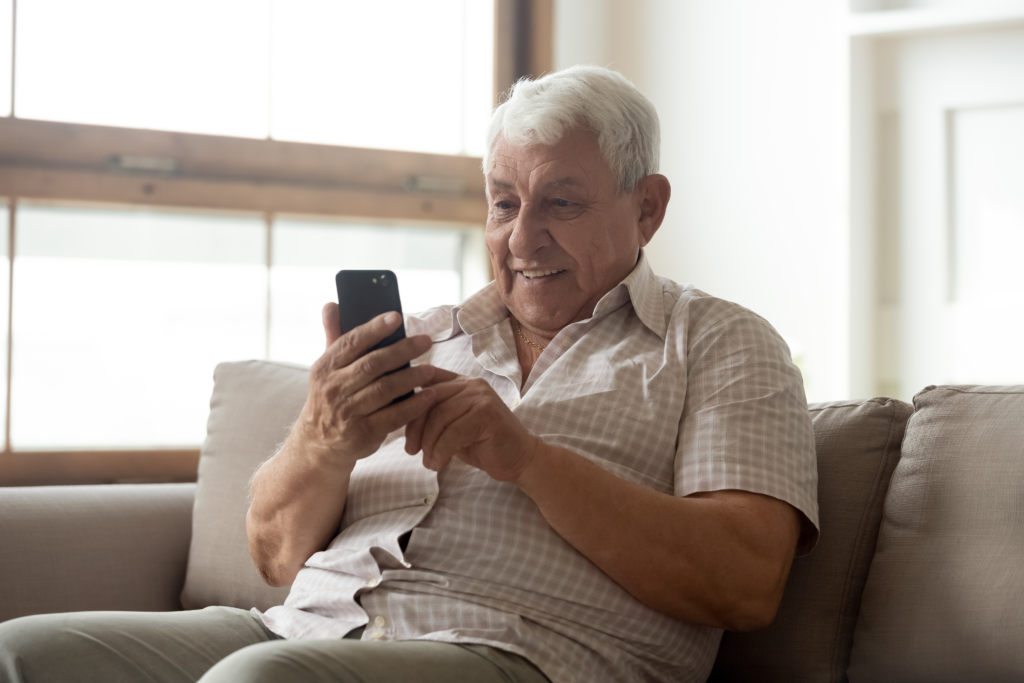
[{"x1": 516, "y1": 304, "x2": 578, "y2": 331}]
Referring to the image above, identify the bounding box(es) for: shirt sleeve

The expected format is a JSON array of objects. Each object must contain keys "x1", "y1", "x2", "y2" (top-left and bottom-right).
[{"x1": 673, "y1": 298, "x2": 819, "y2": 555}]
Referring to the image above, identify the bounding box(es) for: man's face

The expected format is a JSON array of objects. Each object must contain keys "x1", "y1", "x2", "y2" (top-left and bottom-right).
[{"x1": 485, "y1": 129, "x2": 649, "y2": 335}]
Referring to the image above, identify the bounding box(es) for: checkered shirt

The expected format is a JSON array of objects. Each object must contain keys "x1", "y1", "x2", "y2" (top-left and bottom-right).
[{"x1": 259, "y1": 252, "x2": 819, "y2": 683}]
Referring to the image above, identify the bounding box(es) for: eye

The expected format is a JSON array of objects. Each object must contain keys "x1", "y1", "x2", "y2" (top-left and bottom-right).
[
  {"x1": 495, "y1": 200, "x2": 514, "y2": 210},
  {"x1": 553, "y1": 198, "x2": 571, "y2": 208}
]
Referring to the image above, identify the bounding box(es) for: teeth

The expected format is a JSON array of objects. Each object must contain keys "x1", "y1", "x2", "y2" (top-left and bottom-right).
[{"x1": 521, "y1": 269, "x2": 563, "y2": 278}]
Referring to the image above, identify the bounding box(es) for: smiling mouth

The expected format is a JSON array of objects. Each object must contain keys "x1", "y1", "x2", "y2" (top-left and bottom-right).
[{"x1": 518, "y1": 269, "x2": 566, "y2": 279}]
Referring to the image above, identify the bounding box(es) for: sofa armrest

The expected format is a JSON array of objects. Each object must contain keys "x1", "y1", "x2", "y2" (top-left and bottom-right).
[{"x1": 0, "y1": 483, "x2": 195, "y2": 623}]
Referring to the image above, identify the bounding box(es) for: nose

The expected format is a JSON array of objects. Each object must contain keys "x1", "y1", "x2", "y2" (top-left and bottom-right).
[{"x1": 507, "y1": 202, "x2": 552, "y2": 259}]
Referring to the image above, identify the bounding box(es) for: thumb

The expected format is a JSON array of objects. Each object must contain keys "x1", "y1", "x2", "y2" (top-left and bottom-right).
[{"x1": 322, "y1": 302, "x2": 342, "y2": 349}]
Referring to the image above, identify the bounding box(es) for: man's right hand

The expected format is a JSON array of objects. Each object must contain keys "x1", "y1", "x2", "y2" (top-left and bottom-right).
[
  {"x1": 292, "y1": 303, "x2": 439, "y2": 469},
  {"x1": 246, "y1": 303, "x2": 438, "y2": 587}
]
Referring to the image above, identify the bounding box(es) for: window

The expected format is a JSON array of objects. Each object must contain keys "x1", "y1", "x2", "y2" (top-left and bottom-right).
[
  {"x1": 12, "y1": 203, "x2": 266, "y2": 449},
  {"x1": 270, "y1": 1, "x2": 494, "y2": 156},
  {"x1": 269, "y1": 217, "x2": 488, "y2": 366},
  {"x1": 0, "y1": 0, "x2": 551, "y2": 485},
  {"x1": 0, "y1": 0, "x2": 10, "y2": 117},
  {"x1": 16, "y1": 0, "x2": 494, "y2": 155}
]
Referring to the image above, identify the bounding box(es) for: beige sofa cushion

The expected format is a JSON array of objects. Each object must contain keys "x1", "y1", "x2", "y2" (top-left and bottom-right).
[
  {"x1": 848, "y1": 385, "x2": 1024, "y2": 682},
  {"x1": 709, "y1": 397, "x2": 913, "y2": 683},
  {"x1": 180, "y1": 360, "x2": 309, "y2": 611}
]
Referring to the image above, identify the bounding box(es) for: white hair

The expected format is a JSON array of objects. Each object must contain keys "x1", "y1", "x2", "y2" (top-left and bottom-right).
[{"x1": 483, "y1": 65, "x2": 660, "y2": 193}]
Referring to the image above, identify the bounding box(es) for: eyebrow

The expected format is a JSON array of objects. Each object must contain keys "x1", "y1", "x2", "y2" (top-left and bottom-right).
[{"x1": 543, "y1": 177, "x2": 580, "y2": 191}]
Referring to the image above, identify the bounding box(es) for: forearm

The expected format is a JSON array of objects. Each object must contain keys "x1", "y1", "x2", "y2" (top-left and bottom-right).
[
  {"x1": 246, "y1": 429, "x2": 354, "y2": 587},
  {"x1": 514, "y1": 443, "x2": 798, "y2": 630}
]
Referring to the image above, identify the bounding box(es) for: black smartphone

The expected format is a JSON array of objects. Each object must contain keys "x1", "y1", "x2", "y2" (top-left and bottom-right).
[{"x1": 335, "y1": 269, "x2": 412, "y2": 402}]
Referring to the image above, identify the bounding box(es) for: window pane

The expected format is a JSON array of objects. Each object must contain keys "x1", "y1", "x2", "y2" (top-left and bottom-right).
[
  {"x1": 269, "y1": 218, "x2": 484, "y2": 366},
  {"x1": 0, "y1": 0, "x2": 11, "y2": 117},
  {"x1": 270, "y1": 0, "x2": 494, "y2": 155},
  {"x1": 0, "y1": 204, "x2": 8, "y2": 443},
  {"x1": 15, "y1": 0, "x2": 269, "y2": 137},
  {"x1": 12, "y1": 204, "x2": 266, "y2": 449}
]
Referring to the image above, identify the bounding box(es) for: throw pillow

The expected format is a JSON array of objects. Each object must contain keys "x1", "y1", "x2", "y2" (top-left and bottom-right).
[
  {"x1": 848, "y1": 385, "x2": 1024, "y2": 682},
  {"x1": 180, "y1": 360, "x2": 308, "y2": 611}
]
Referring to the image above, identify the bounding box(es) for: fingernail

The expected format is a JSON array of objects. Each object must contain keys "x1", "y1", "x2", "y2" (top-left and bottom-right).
[
  {"x1": 421, "y1": 388, "x2": 436, "y2": 403},
  {"x1": 384, "y1": 312, "x2": 401, "y2": 325},
  {"x1": 421, "y1": 365, "x2": 436, "y2": 380}
]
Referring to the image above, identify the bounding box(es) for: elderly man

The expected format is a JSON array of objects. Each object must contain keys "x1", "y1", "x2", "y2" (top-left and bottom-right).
[{"x1": 0, "y1": 66, "x2": 817, "y2": 683}]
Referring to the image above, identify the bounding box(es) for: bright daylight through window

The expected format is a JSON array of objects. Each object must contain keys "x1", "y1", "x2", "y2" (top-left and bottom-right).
[
  {"x1": 0, "y1": 0, "x2": 495, "y2": 457},
  {"x1": 16, "y1": 0, "x2": 494, "y2": 156}
]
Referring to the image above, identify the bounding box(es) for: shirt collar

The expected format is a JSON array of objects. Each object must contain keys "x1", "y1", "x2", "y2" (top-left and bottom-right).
[
  {"x1": 591, "y1": 250, "x2": 667, "y2": 339},
  {"x1": 448, "y1": 249, "x2": 666, "y2": 340}
]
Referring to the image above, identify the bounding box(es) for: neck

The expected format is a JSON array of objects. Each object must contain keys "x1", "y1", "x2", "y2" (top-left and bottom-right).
[{"x1": 510, "y1": 316, "x2": 549, "y2": 386}]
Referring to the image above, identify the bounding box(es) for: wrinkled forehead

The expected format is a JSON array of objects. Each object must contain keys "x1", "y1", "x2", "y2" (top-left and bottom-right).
[{"x1": 485, "y1": 130, "x2": 609, "y2": 194}]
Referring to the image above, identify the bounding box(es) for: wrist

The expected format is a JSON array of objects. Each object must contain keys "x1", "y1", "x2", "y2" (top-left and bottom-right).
[
  {"x1": 288, "y1": 411, "x2": 360, "y2": 475},
  {"x1": 512, "y1": 436, "x2": 557, "y2": 492}
]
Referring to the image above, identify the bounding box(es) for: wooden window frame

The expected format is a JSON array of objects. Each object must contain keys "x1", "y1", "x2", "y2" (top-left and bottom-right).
[{"x1": 0, "y1": 0, "x2": 552, "y2": 487}]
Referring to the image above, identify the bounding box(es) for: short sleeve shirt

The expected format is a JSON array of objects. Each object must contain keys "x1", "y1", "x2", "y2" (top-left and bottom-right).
[{"x1": 259, "y1": 252, "x2": 819, "y2": 683}]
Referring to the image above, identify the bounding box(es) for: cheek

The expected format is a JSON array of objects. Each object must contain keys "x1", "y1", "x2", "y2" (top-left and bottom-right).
[{"x1": 484, "y1": 226, "x2": 510, "y2": 269}]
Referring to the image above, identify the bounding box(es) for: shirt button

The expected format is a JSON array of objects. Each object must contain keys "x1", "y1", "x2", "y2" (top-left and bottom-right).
[
  {"x1": 366, "y1": 577, "x2": 380, "y2": 587},
  {"x1": 401, "y1": 561, "x2": 412, "y2": 568},
  {"x1": 374, "y1": 616, "x2": 386, "y2": 628},
  {"x1": 369, "y1": 631, "x2": 383, "y2": 640},
  {"x1": 511, "y1": 397, "x2": 520, "y2": 408},
  {"x1": 424, "y1": 492, "x2": 437, "y2": 505}
]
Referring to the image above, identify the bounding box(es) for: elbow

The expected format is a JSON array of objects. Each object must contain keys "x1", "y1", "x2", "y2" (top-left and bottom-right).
[
  {"x1": 249, "y1": 545, "x2": 299, "y2": 588},
  {"x1": 719, "y1": 538, "x2": 796, "y2": 632},
  {"x1": 722, "y1": 593, "x2": 783, "y2": 632},
  {"x1": 652, "y1": 577, "x2": 786, "y2": 631},
  {"x1": 254, "y1": 561, "x2": 295, "y2": 588},
  {"x1": 719, "y1": 575, "x2": 788, "y2": 632},
  {"x1": 246, "y1": 507, "x2": 298, "y2": 588}
]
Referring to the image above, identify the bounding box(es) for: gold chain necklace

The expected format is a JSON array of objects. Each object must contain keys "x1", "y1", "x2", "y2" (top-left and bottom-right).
[{"x1": 512, "y1": 316, "x2": 546, "y2": 351}]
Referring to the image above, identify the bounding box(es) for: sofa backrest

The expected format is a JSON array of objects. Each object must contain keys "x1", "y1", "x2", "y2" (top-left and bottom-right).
[
  {"x1": 709, "y1": 397, "x2": 913, "y2": 683},
  {"x1": 847, "y1": 385, "x2": 1024, "y2": 682},
  {"x1": 183, "y1": 360, "x2": 922, "y2": 680},
  {"x1": 201, "y1": 362, "x2": 1024, "y2": 683}
]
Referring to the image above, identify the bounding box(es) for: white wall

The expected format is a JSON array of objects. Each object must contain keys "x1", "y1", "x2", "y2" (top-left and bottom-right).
[
  {"x1": 553, "y1": 0, "x2": 851, "y2": 402},
  {"x1": 552, "y1": 0, "x2": 611, "y2": 69}
]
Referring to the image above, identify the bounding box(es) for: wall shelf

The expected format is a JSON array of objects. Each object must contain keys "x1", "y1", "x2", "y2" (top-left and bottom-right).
[{"x1": 848, "y1": 3, "x2": 1024, "y2": 37}]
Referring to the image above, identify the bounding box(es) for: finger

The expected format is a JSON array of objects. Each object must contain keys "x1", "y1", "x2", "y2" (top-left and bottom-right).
[
  {"x1": 420, "y1": 391, "x2": 476, "y2": 462},
  {"x1": 322, "y1": 302, "x2": 342, "y2": 350},
  {"x1": 428, "y1": 409, "x2": 483, "y2": 466},
  {"x1": 326, "y1": 311, "x2": 405, "y2": 370},
  {"x1": 428, "y1": 412, "x2": 487, "y2": 472},
  {"x1": 364, "y1": 386, "x2": 437, "y2": 436},
  {"x1": 405, "y1": 379, "x2": 469, "y2": 454},
  {"x1": 405, "y1": 413, "x2": 427, "y2": 455},
  {"x1": 343, "y1": 364, "x2": 436, "y2": 419},
  {"x1": 424, "y1": 445, "x2": 460, "y2": 473},
  {"x1": 335, "y1": 333, "x2": 432, "y2": 400}
]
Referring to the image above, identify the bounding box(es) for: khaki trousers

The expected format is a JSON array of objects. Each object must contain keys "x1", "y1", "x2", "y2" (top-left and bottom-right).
[{"x1": 0, "y1": 606, "x2": 550, "y2": 683}]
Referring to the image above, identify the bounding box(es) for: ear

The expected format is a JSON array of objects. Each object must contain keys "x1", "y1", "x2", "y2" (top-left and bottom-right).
[{"x1": 634, "y1": 174, "x2": 671, "y2": 247}]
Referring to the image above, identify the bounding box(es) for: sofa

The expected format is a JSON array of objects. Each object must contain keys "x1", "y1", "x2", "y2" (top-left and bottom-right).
[{"x1": 2, "y1": 360, "x2": 1022, "y2": 682}]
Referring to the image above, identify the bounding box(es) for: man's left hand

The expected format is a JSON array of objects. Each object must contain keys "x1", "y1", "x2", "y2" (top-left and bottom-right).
[{"x1": 405, "y1": 375, "x2": 541, "y2": 482}]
